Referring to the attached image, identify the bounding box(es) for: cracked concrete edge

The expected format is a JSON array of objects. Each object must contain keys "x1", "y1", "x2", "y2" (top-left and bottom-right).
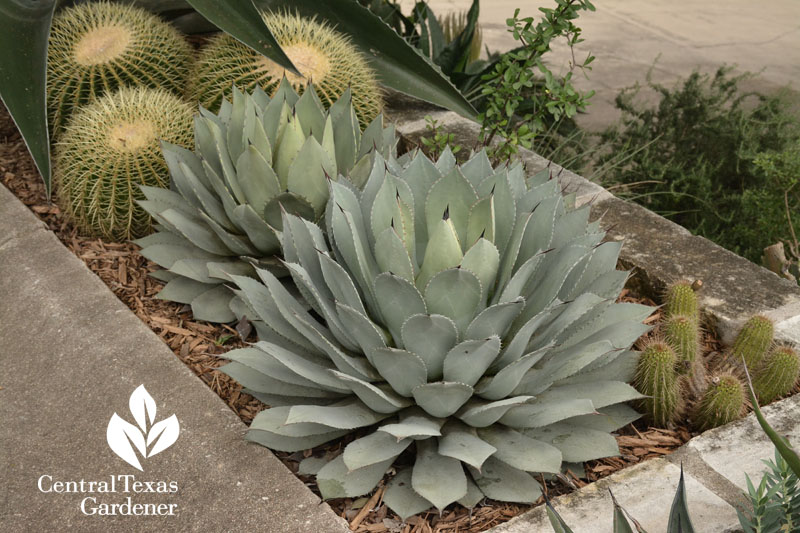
[{"x1": 392, "y1": 109, "x2": 800, "y2": 346}]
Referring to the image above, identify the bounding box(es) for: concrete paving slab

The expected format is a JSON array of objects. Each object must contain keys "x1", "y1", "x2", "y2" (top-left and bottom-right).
[
  {"x1": 686, "y1": 394, "x2": 800, "y2": 492},
  {"x1": 485, "y1": 458, "x2": 741, "y2": 533},
  {"x1": 398, "y1": 0, "x2": 800, "y2": 131},
  {"x1": 0, "y1": 183, "x2": 349, "y2": 532}
]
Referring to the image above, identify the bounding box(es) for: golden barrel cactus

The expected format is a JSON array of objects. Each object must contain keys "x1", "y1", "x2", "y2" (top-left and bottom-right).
[
  {"x1": 191, "y1": 11, "x2": 383, "y2": 125},
  {"x1": 47, "y1": 2, "x2": 193, "y2": 136},
  {"x1": 54, "y1": 87, "x2": 194, "y2": 240}
]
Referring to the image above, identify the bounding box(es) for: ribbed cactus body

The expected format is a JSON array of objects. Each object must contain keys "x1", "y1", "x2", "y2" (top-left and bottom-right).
[
  {"x1": 634, "y1": 341, "x2": 681, "y2": 426},
  {"x1": 694, "y1": 374, "x2": 745, "y2": 431},
  {"x1": 665, "y1": 314, "x2": 700, "y2": 374},
  {"x1": 731, "y1": 315, "x2": 774, "y2": 371},
  {"x1": 55, "y1": 87, "x2": 194, "y2": 240},
  {"x1": 664, "y1": 280, "x2": 700, "y2": 323},
  {"x1": 753, "y1": 346, "x2": 800, "y2": 404},
  {"x1": 47, "y1": 2, "x2": 193, "y2": 137},
  {"x1": 191, "y1": 11, "x2": 382, "y2": 126}
]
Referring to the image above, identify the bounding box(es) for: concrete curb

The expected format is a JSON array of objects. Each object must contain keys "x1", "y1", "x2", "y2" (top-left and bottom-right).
[{"x1": 0, "y1": 184, "x2": 349, "y2": 532}]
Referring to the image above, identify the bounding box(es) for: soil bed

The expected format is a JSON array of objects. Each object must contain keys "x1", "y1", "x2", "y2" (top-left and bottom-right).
[{"x1": 2, "y1": 105, "x2": 695, "y2": 532}]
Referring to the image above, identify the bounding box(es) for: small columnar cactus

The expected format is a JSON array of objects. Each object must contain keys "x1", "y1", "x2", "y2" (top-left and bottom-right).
[
  {"x1": 191, "y1": 11, "x2": 382, "y2": 125},
  {"x1": 47, "y1": 2, "x2": 193, "y2": 136},
  {"x1": 752, "y1": 345, "x2": 800, "y2": 404},
  {"x1": 634, "y1": 341, "x2": 681, "y2": 426},
  {"x1": 136, "y1": 82, "x2": 397, "y2": 322},
  {"x1": 55, "y1": 87, "x2": 194, "y2": 240},
  {"x1": 731, "y1": 315, "x2": 774, "y2": 371},
  {"x1": 694, "y1": 373, "x2": 746, "y2": 431},
  {"x1": 664, "y1": 280, "x2": 700, "y2": 323},
  {"x1": 664, "y1": 314, "x2": 700, "y2": 374}
]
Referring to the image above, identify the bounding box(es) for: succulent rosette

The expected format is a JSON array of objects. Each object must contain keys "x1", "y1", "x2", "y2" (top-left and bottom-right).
[
  {"x1": 222, "y1": 148, "x2": 653, "y2": 517},
  {"x1": 136, "y1": 82, "x2": 397, "y2": 322}
]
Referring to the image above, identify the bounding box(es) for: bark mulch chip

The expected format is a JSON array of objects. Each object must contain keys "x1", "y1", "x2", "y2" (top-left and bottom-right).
[{"x1": 1, "y1": 104, "x2": 693, "y2": 533}]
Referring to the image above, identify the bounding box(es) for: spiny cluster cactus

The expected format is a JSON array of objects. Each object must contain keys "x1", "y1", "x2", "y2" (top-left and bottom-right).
[
  {"x1": 136, "y1": 82, "x2": 396, "y2": 322},
  {"x1": 634, "y1": 341, "x2": 681, "y2": 427},
  {"x1": 730, "y1": 315, "x2": 774, "y2": 370},
  {"x1": 694, "y1": 373, "x2": 746, "y2": 431},
  {"x1": 220, "y1": 147, "x2": 653, "y2": 517},
  {"x1": 55, "y1": 87, "x2": 194, "y2": 240},
  {"x1": 634, "y1": 280, "x2": 701, "y2": 425},
  {"x1": 47, "y1": 1, "x2": 193, "y2": 136},
  {"x1": 753, "y1": 346, "x2": 800, "y2": 404},
  {"x1": 191, "y1": 11, "x2": 382, "y2": 126}
]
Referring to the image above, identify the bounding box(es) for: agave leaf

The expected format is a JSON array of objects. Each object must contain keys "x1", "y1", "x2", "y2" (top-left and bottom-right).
[
  {"x1": 374, "y1": 273, "x2": 427, "y2": 345},
  {"x1": 332, "y1": 371, "x2": 412, "y2": 414},
  {"x1": 528, "y1": 294, "x2": 608, "y2": 351},
  {"x1": 435, "y1": 146, "x2": 456, "y2": 173},
  {"x1": 477, "y1": 426, "x2": 562, "y2": 473},
  {"x1": 525, "y1": 423, "x2": 620, "y2": 463},
  {"x1": 551, "y1": 206, "x2": 591, "y2": 248},
  {"x1": 412, "y1": 439, "x2": 468, "y2": 511},
  {"x1": 563, "y1": 404, "x2": 642, "y2": 433},
  {"x1": 412, "y1": 382, "x2": 474, "y2": 418},
  {"x1": 520, "y1": 245, "x2": 592, "y2": 321},
  {"x1": 335, "y1": 302, "x2": 387, "y2": 356},
  {"x1": 246, "y1": 426, "x2": 349, "y2": 452},
  {"x1": 424, "y1": 268, "x2": 483, "y2": 336},
  {"x1": 159, "y1": 208, "x2": 231, "y2": 256},
  {"x1": 343, "y1": 431, "x2": 412, "y2": 471},
  {"x1": 281, "y1": 213, "x2": 328, "y2": 288},
  {"x1": 220, "y1": 361, "x2": 340, "y2": 398},
  {"x1": 466, "y1": 196, "x2": 496, "y2": 248},
  {"x1": 461, "y1": 151, "x2": 494, "y2": 188},
  {"x1": 401, "y1": 313, "x2": 459, "y2": 381},
  {"x1": 416, "y1": 218, "x2": 464, "y2": 290},
  {"x1": 458, "y1": 396, "x2": 533, "y2": 428},
  {"x1": 318, "y1": 251, "x2": 366, "y2": 315},
  {"x1": 515, "y1": 341, "x2": 614, "y2": 395},
  {"x1": 424, "y1": 166, "x2": 479, "y2": 247},
  {"x1": 471, "y1": 457, "x2": 542, "y2": 503},
  {"x1": 317, "y1": 454, "x2": 393, "y2": 499},
  {"x1": 256, "y1": 341, "x2": 351, "y2": 392},
  {"x1": 438, "y1": 422, "x2": 497, "y2": 471},
  {"x1": 460, "y1": 238, "x2": 500, "y2": 300},
  {"x1": 190, "y1": 284, "x2": 236, "y2": 322},
  {"x1": 368, "y1": 347, "x2": 427, "y2": 397},
  {"x1": 287, "y1": 399, "x2": 390, "y2": 429},
  {"x1": 500, "y1": 399, "x2": 596, "y2": 429},
  {"x1": 235, "y1": 145, "x2": 281, "y2": 214},
  {"x1": 459, "y1": 475, "x2": 485, "y2": 508},
  {"x1": 493, "y1": 309, "x2": 554, "y2": 370},
  {"x1": 157, "y1": 277, "x2": 212, "y2": 304},
  {"x1": 201, "y1": 212, "x2": 259, "y2": 256},
  {"x1": 526, "y1": 381, "x2": 643, "y2": 411},
  {"x1": 274, "y1": 113, "x2": 305, "y2": 188},
  {"x1": 226, "y1": 346, "x2": 327, "y2": 390},
  {"x1": 475, "y1": 347, "x2": 549, "y2": 401},
  {"x1": 294, "y1": 88, "x2": 325, "y2": 139},
  {"x1": 666, "y1": 467, "x2": 696, "y2": 533},
  {"x1": 383, "y1": 468, "x2": 433, "y2": 520},
  {"x1": 465, "y1": 298, "x2": 525, "y2": 341},
  {"x1": 546, "y1": 499, "x2": 575, "y2": 533},
  {"x1": 287, "y1": 136, "x2": 335, "y2": 214},
  {"x1": 250, "y1": 405, "x2": 337, "y2": 437},
  {"x1": 610, "y1": 491, "x2": 638, "y2": 533},
  {"x1": 442, "y1": 337, "x2": 502, "y2": 387},
  {"x1": 476, "y1": 170, "x2": 517, "y2": 255},
  {"x1": 374, "y1": 227, "x2": 415, "y2": 282},
  {"x1": 379, "y1": 411, "x2": 444, "y2": 440}
]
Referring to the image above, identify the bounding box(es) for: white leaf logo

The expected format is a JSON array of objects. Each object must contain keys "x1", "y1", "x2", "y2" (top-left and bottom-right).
[{"x1": 107, "y1": 385, "x2": 180, "y2": 470}]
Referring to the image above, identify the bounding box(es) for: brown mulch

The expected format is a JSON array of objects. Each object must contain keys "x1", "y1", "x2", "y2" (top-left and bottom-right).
[{"x1": 0, "y1": 104, "x2": 694, "y2": 533}]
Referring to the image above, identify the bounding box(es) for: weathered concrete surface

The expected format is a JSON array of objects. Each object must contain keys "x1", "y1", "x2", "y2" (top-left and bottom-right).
[
  {"x1": 683, "y1": 394, "x2": 800, "y2": 492},
  {"x1": 0, "y1": 184, "x2": 349, "y2": 532},
  {"x1": 486, "y1": 459, "x2": 741, "y2": 533},
  {"x1": 397, "y1": 0, "x2": 800, "y2": 131},
  {"x1": 393, "y1": 110, "x2": 800, "y2": 346}
]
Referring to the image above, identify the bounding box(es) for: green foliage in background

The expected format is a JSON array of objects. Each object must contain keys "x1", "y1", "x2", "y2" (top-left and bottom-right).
[
  {"x1": 595, "y1": 66, "x2": 800, "y2": 263},
  {"x1": 477, "y1": 0, "x2": 595, "y2": 162},
  {"x1": 740, "y1": 449, "x2": 800, "y2": 533}
]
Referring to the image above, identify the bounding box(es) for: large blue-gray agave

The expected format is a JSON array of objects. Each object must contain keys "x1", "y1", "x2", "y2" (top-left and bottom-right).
[
  {"x1": 135, "y1": 81, "x2": 397, "y2": 322},
  {"x1": 221, "y1": 148, "x2": 653, "y2": 518}
]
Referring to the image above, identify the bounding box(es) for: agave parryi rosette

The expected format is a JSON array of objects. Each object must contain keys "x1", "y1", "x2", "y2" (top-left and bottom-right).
[
  {"x1": 135, "y1": 81, "x2": 397, "y2": 322},
  {"x1": 222, "y1": 148, "x2": 653, "y2": 517}
]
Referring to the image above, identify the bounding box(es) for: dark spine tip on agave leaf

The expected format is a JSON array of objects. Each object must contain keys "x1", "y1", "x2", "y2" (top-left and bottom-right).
[{"x1": 443, "y1": 205, "x2": 450, "y2": 220}]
